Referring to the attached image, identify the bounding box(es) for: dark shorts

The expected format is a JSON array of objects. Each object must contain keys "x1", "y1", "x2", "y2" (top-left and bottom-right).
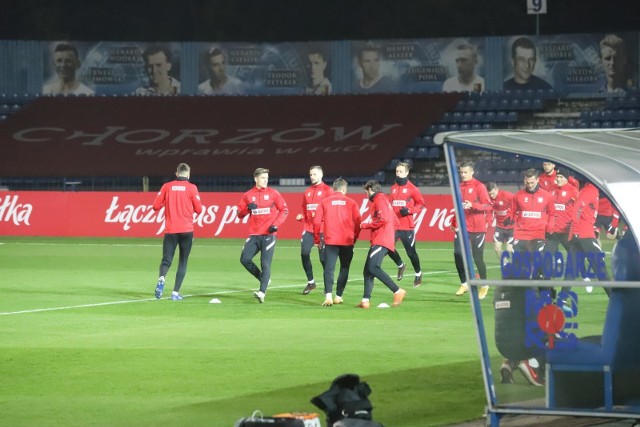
[{"x1": 493, "y1": 227, "x2": 514, "y2": 244}]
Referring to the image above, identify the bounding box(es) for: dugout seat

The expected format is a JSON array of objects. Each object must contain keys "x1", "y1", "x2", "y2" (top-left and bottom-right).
[{"x1": 546, "y1": 287, "x2": 640, "y2": 410}]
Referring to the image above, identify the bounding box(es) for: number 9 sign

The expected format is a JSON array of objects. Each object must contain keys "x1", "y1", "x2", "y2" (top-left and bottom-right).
[{"x1": 527, "y1": 0, "x2": 547, "y2": 14}]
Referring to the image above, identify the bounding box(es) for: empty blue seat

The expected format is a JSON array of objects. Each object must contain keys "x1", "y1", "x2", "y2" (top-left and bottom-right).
[
  {"x1": 623, "y1": 96, "x2": 638, "y2": 108},
  {"x1": 532, "y1": 98, "x2": 543, "y2": 110},
  {"x1": 485, "y1": 111, "x2": 496, "y2": 122},
  {"x1": 613, "y1": 120, "x2": 625, "y2": 128},
  {"x1": 496, "y1": 111, "x2": 507, "y2": 122},
  {"x1": 506, "y1": 111, "x2": 518, "y2": 122},
  {"x1": 613, "y1": 109, "x2": 626, "y2": 121},
  {"x1": 494, "y1": 170, "x2": 507, "y2": 182},
  {"x1": 386, "y1": 159, "x2": 401, "y2": 170},
  {"x1": 506, "y1": 169, "x2": 520, "y2": 182},
  {"x1": 426, "y1": 146, "x2": 439, "y2": 159},
  {"x1": 401, "y1": 147, "x2": 417, "y2": 158},
  {"x1": 454, "y1": 100, "x2": 467, "y2": 111},
  {"x1": 416, "y1": 147, "x2": 429, "y2": 159},
  {"x1": 625, "y1": 109, "x2": 639, "y2": 120}
]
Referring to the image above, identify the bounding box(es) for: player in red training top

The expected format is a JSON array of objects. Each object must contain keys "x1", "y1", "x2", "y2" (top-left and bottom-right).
[
  {"x1": 539, "y1": 160, "x2": 579, "y2": 191},
  {"x1": 297, "y1": 166, "x2": 332, "y2": 295},
  {"x1": 486, "y1": 181, "x2": 514, "y2": 263},
  {"x1": 511, "y1": 169, "x2": 555, "y2": 268},
  {"x1": 499, "y1": 168, "x2": 555, "y2": 386},
  {"x1": 387, "y1": 162, "x2": 426, "y2": 287},
  {"x1": 313, "y1": 178, "x2": 361, "y2": 306},
  {"x1": 152, "y1": 163, "x2": 203, "y2": 300},
  {"x1": 455, "y1": 161, "x2": 492, "y2": 299},
  {"x1": 595, "y1": 194, "x2": 620, "y2": 242},
  {"x1": 359, "y1": 180, "x2": 406, "y2": 308},
  {"x1": 538, "y1": 161, "x2": 557, "y2": 192},
  {"x1": 568, "y1": 178, "x2": 610, "y2": 282},
  {"x1": 237, "y1": 167, "x2": 289, "y2": 303},
  {"x1": 546, "y1": 168, "x2": 578, "y2": 259}
]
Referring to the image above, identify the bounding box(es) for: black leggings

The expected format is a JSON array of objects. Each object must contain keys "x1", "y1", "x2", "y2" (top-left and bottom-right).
[{"x1": 160, "y1": 232, "x2": 194, "y2": 292}]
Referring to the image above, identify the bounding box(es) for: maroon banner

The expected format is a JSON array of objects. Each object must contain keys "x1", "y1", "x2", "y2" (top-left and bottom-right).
[
  {"x1": 0, "y1": 191, "x2": 455, "y2": 241},
  {"x1": 0, "y1": 93, "x2": 459, "y2": 178}
]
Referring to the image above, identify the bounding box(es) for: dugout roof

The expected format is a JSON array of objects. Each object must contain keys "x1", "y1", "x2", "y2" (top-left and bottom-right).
[{"x1": 435, "y1": 128, "x2": 640, "y2": 246}]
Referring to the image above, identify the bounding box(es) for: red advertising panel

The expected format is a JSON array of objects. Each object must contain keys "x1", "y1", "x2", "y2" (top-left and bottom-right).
[
  {"x1": 0, "y1": 93, "x2": 459, "y2": 178},
  {"x1": 0, "y1": 191, "x2": 455, "y2": 241}
]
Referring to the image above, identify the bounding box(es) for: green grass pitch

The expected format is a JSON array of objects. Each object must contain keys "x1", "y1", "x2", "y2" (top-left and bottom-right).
[{"x1": 0, "y1": 236, "x2": 615, "y2": 426}]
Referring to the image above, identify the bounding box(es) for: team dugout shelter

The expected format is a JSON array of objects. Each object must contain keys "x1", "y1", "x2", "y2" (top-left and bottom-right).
[{"x1": 437, "y1": 129, "x2": 640, "y2": 426}]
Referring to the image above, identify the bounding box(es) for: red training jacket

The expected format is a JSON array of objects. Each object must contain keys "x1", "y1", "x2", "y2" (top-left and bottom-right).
[
  {"x1": 389, "y1": 180, "x2": 425, "y2": 230},
  {"x1": 489, "y1": 189, "x2": 514, "y2": 229},
  {"x1": 298, "y1": 182, "x2": 332, "y2": 236},
  {"x1": 152, "y1": 178, "x2": 203, "y2": 234},
  {"x1": 569, "y1": 183, "x2": 599, "y2": 239},
  {"x1": 314, "y1": 192, "x2": 361, "y2": 246},
  {"x1": 597, "y1": 196, "x2": 620, "y2": 229},
  {"x1": 551, "y1": 183, "x2": 578, "y2": 233},
  {"x1": 511, "y1": 186, "x2": 555, "y2": 240},
  {"x1": 459, "y1": 177, "x2": 492, "y2": 232},
  {"x1": 538, "y1": 171, "x2": 557, "y2": 192},
  {"x1": 237, "y1": 186, "x2": 289, "y2": 236},
  {"x1": 361, "y1": 192, "x2": 397, "y2": 251}
]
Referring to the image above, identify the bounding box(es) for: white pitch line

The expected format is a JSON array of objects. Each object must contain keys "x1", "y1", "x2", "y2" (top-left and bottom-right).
[
  {"x1": 0, "y1": 266, "x2": 467, "y2": 317},
  {"x1": 0, "y1": 284, "x2": 300, "y2": 316},
  {"x1": 0, "y1": 241, "x2": 455, "y2": 251}
]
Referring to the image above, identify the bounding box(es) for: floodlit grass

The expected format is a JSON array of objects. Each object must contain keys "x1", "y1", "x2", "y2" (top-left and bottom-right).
[{"x1": 0, "y1": 236, "x2": 615, "y2": 426}]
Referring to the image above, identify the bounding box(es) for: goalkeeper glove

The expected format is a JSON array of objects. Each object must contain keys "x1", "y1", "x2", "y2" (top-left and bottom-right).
[
  {"x1": 399, "y1": 207, "x2": 410, "y2": 217},
  {"x1": 247, "y1": 203, "x2": 258, "y2": 211}
]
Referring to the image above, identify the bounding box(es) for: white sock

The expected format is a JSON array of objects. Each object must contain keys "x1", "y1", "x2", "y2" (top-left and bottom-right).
[
  {"x1": 415, "y1": 272, "x2": 422, "y2": 277},
  {"x1": 362, "y1": 298, "x2": 370, "y2": 302},
  {"x1": 325, "y1": 293, "x2": 332, "y2": 300},
  {"x1": 172, "y1": 291, "x2": 179, "y2": 296},
  {"x1": 158, "y1": 276, "x2": 165, "y2": 282}
]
